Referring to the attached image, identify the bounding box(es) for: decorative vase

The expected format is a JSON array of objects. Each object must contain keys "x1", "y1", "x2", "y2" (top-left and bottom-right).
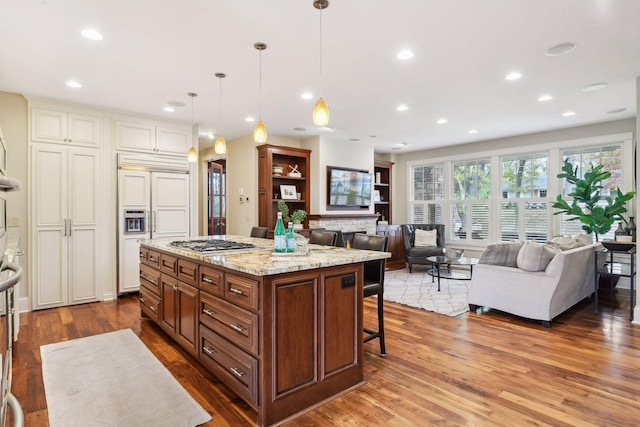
[
  {"x1": 614, "y1": 222, "x2": 628, "y2": 240},
  {"x1": 624, "y1": 216, "x2": 636, "y2": 242}
]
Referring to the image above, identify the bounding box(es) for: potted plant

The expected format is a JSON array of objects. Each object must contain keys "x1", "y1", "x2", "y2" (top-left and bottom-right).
[
  {"x1": 277, "y1": 200, "x2": 307, "y2": 230},
  {"x1": 552, "y1": 159, "x2": 635, "y2": 241}
]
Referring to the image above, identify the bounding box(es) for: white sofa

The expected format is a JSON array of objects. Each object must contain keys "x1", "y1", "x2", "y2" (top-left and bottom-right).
[{"x1": 468, "y1": 242, "x2": 599, "y2": 327}]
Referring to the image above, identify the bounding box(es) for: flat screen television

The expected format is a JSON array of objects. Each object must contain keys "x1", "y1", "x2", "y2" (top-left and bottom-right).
[{"x1": 327, "y1": 166, "x2": 372, "y2": 208}]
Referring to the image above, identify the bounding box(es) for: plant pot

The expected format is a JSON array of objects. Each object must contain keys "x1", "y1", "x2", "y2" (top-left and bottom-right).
[{"x1": 293, "y1": 223, "x2": 303, "y2": 231}]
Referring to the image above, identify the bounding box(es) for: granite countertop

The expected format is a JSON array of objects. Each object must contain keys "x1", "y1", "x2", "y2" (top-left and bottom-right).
[{"x1": 139, "y1": 235, "x2": 391, "y2": 276}]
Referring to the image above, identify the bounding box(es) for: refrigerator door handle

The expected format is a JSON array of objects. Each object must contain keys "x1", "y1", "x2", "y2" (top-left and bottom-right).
[
  {"x1": 153, "y1": 211, "x2": 157, "y2": 233},
  {"x1": 68, "y1": 218, "x2": 72, "y2": 236},
  {"x1": 146, "y1": 210, "x2": 150, "y2": 234},
  {"x1": 63, "y1": 219, "x2": 67, "y2": 236}
]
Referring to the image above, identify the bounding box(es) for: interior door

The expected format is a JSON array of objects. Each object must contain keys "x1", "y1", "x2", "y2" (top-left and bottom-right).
[
  {"x1": 208, "y1": 161, "x2": 225, "y2": 235},
  {"x1": 152, "y1": 172, "x2": 190, "y2": 239}
]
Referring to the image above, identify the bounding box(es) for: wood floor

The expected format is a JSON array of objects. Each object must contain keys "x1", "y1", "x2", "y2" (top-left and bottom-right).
[{"x1": 9, "y1": 285, "x2": 640, "y2": 426}]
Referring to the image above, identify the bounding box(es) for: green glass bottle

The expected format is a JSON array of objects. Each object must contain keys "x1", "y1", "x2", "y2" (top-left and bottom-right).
[
  {"x1": 274, "y1": 212, "x2": 286, "y2": 253},
  {"x1": 286, "y1": 222, "x2": 295, "y2": 253}
]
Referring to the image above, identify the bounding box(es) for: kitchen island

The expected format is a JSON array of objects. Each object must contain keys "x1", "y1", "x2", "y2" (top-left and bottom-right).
[{"x1": 138, "y1": 235, "x2": 390, "y2": 427}]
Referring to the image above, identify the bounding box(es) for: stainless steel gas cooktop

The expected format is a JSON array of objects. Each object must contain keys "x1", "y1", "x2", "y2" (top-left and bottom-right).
[{"x1": 169, "y1": 239, "x2": 256, "y2": 253}]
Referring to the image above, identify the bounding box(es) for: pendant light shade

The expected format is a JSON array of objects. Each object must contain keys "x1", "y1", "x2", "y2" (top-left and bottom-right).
[
  {"x1": 214, "y1": 136, "x2": 227, "y2": 154},
  {"x1": 253, "y1": 42, "x2": 268, "y2": 143},
  {"x1": 254, "y1": 120, "x2": 268, "y2": 143},
  {"x1": 312, "y1": 0, "x2": 330, "y2": 126},
  {"x1": 312, "y1": 97, "x2": 330, "y2": 126},
  {"x1": 214, "y1": 72, "x2": 227, "y2": 155},
  {"x1": 187, "y1": 146, "x2": 198, "y2": 162},
  {"x1": 187, "y1": 92, "x2": 198, "y2": 162}
]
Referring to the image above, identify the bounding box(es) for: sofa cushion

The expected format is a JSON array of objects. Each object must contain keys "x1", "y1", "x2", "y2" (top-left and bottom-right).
[
  {"x1": 478, "y1": 241, "x2": 524, "y2": 267},
  {"x1": 414, "y1": 228, "x2": 438, "y2": 247},
  {"x1": 407, "y1": 246, "x2": 444, "y2": 258},
  {"x1": 517, "y1": 241, "x2": 556, "y2": 272}
]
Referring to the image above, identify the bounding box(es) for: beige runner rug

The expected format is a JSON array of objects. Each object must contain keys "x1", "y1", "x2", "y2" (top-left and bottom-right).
[{"x1": 41, "y1": 328, "x2": 212, "y2": 427}]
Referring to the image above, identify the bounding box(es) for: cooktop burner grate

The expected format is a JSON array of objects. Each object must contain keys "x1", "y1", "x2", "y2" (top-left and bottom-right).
[{"x1": 169, "y1": 239, "x2": 256, "y2": 252}]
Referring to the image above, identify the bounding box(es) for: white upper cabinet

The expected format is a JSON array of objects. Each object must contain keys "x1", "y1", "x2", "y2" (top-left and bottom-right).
[
  {"x1": 115, "y1": 120, "x2": 190, "y2": 156},
  {"x1": 32, "y1": 108, "x2": 101, "y2": 147}
]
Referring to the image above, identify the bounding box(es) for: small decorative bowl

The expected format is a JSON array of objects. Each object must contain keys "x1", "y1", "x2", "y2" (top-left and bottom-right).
[
  {"x1": 601, "y1": 240, "x2": 635, "y2": 252},
  {"x1": 444, "y1": 248, "x2": 464, "y2": 260}
]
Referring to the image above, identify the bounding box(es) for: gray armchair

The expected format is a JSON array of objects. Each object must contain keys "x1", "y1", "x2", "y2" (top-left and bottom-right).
[{"x1": 401, "y1": 224, "x2": 446, "y2": 272}]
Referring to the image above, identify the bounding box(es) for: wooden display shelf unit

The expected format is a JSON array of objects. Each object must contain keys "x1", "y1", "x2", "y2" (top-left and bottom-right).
[
  {"x1": 257, "y1": 144, "x2": 311, "y2": 231},
  {"x1": 374, "y1": 160, "x2": 393, "y2": 224}
]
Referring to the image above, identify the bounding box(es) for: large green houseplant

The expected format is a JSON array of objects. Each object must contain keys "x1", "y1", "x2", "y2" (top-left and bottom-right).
[{"x1": 552, "y1": 159, "x2": 635, "y2": 241}]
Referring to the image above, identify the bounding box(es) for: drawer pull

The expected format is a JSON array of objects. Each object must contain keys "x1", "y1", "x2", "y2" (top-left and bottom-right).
[
  {"x1": 173, "y1": 285, "x2": 179, "y2": 291},
  {"x1": 150, "y1": 305, "x2": 157, "y2": 312},
  {"x1": 140, "y1": 272, "x2": 148, "y2": 278},
  {"x1": 229, "y1": 324, "x2": 245, "y2": 333},
  {"x1": 230, "y1": 367, "x2": 245, "y2": 378},
  {"x1": 229, "y1": 287, "x2": 244, "y2": 295},
  {"x1": 202, "y1": 277, "x2": 214, "y2": 284},
  {"x1": 202, "y1": 308, "x2": 215, "y2": 317},
  {"x1": 139, "y1": 253, "x2": 144, "y2": 258},
  {"x1": 203, "y1": 346, "x2": 216, "y2": 356},
  {"x1": 139, "y1": 297, "x2": 145, "y2": 303},
  {"x1": 149, "y1": 256, "x2": 157, "y2": 262}
]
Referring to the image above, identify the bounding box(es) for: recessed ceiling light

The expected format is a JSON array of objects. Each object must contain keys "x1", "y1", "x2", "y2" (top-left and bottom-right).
[
  {"x1": 349, "y1": 138, "x2": 360, "y2": 142},
  {"x1": 563, "y1": 111, "x2": 576, "y2": 117},
  {"x1": 301, "y1": 92, "x2": 313, "y2": 100},
  {"x1": 505, "y1": 72, "x2": 522, "y2": 81},
  {"x1": 581, "y1": 82, "x2": 608, "y2": 92},
  {"x1": 163, "y1": 106, "x2": 175, "y2": 112},
  {"x1": 392, "y1": 147, "x2": 402, "y2": 150},
  {"x1": 397, "y1": 142, "x2": 408, "y2": 147},
  {"x1": 468, "y1": 129, "x2": 478, "y2": 134},
  {"x1": 81, "y1": 28, "x2": 103, "y2": 41},
  {"x1": 167, "y1": 101, "x2": 185, "y2": 107},
  {"x1": 396, "y1": 104, "x2": 408, "y2": 111},
  {"x1": 369, "y1": 135, "x2": 377, "y2": 138},
  {"x1": 607, "y1": 108, "x2": 627, "y2": 114},
  {"x1": 245, "y1": 116, "x2": 256, "y2": 122},
  {"x1": 537, "y1": 94, "x2": 553, "y2": 102},
  {"x1": 293, "y1": 127, "x2": 306, "y2": 132},
  {"x1": 396, "y1": 50, "x2": 414, "y2": 60},
  {"x1": 546, "y1": 42, "x2": 576, "y2": 56},
  {"x1": 436, "y1": 118, "x2": 448, "y2": 124},
  {"x1": 65, "y1": 80, "x2": 82, "y2": 88}
]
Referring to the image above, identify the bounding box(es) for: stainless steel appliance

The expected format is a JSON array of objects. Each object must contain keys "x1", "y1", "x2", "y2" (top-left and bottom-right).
[{"x1": 123, "y1": 209, "x2": 146, "y2": 234}]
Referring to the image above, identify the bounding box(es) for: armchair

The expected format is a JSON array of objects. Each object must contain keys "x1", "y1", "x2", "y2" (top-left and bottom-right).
[{"x1": 401, "y1": 224, "x2": 446, "y2": 272}]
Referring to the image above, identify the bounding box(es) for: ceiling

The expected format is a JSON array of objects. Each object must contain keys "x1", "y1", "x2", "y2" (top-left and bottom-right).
[{"x1": 1, "y1": 0, "x2": 639, "y2": 154}]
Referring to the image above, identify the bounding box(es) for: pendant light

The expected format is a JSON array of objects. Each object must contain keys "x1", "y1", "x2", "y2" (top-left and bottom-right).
[
  {"x1": 253, "y1": 42, "x2": 268, "y2": 143},
  {"x1": 214, "y1": 72, "x2": 227, "y2": 154},
  {"x1": 312, "y1": 0, "x2": 330, "y2": 126},
  {"x1": 187, "y1": 92, "x2": 198, "y2": 162}
]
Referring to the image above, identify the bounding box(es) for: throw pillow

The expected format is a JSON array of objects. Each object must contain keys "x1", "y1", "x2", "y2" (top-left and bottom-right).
[
  {"x1": 414, "y1": 228, "x2": 438, "y2": 247},
  {"x1": 572, "y1": 233, "x2": 594, "y2": 246},
  {"x1": 517, "y1": 241, "x2": 556, "y2": 272},
  {"x1": 545, "y1": 236, "x2": 579, "y2": 252},
  {"x1": 478, "y1": 241, "x2": 524, "y2": 267}
]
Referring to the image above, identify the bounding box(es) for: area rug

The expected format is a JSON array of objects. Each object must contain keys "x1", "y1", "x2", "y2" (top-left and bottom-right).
[
  {"x1": 41, "y1": 329, "x2": 212, "y2": 427},
  {"x1": 384, "y1": 268, "x2": 470, "y2": 316}
]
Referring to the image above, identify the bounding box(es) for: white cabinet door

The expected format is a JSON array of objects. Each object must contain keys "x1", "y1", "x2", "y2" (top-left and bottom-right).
[
  {"x1": 152, "y1": 172, "x2": 190, "y2": 239},
  {"x1": 115, "y1": 121, "x2": 155, "y2": 152},
  {"x1": 32, "y1": 108, "x2": 100, "y2": 146},
  {"x1": 31, "y1": 145, "x2": 101, "y2": 309},
  {"x1": 67, "y1": 149, "x2": 100, "y2": 304},
  {"x1": 156, "y1": 127, "x2": 190, "y2": 155},
  {"x1": 31, "y1": 145, "x2": 68, "y2": 308}
]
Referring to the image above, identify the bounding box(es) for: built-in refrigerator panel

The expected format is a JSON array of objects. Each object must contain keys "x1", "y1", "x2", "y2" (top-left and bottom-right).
[{"x1": 117, "y1": 168, "x2": 189, "y2": 293}]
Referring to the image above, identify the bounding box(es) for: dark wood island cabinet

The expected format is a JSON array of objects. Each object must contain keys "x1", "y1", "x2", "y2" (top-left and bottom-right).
[{"x1": 138, "y1": 236, "x2": 389, "y2": 426}]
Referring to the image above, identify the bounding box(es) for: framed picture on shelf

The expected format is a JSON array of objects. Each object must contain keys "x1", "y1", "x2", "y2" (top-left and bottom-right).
[
  {"x1": 280, "y1": 184, "x2": 298, "y2": 200},
  {"x1": 373, "y1": 190, "x2": 381, "y2": 202}
]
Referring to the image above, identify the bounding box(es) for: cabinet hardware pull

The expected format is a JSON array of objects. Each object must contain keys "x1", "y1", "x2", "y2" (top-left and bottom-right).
[
  {"x1": 140, "y1": 297, "x2": 145, "y2": 303},
  {"x1": 229, "y1": 324, "x2": 244, "y2": 333},
  {"x1": 202, "y1": 277, "x2": 214, "y2": 284},
  {"x1": 150, "y1": 305, "x2": 157, "y2": 311},
  {"x1": 173, "y1": 285, "x2": 178, "y2": 291},
  {"x1": 203, "y1": 346, "x2": 216, "y2": 356},
  {"x1": 149, "y1": 256, "x2": 157, "y2": 262},
  {"x1": 229, "y1": 287, "x2": 244, "y2": 295},
  {"x1": 230, "y1": 367, "x2": 244, "y2": 378},
  {"x1": 15, "y1": 251, "x2": 24, "y2": 257},
  {"x1": 68, "y1": 218, "x2": 72, "y2": 236},
  {"x1": 202, "y1": 308, "x2": 215, "y2": 316},
  {"x1": 140, "y1": 272, "x2": 147, "y2": 278}
]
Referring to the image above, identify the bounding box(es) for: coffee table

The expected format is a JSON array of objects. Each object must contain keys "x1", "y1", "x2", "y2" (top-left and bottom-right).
[{"x1": 426, "y1": 255, "x2": 479, "y2": 291}]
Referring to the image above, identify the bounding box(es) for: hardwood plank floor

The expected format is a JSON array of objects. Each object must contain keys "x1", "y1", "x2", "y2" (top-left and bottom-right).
[{"x1": 9, "y1": 287, "x2": 639, "y2": 426}]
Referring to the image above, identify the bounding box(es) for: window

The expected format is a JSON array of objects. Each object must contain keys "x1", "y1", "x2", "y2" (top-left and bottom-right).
[
  {"x1": 500, "y1": 153, "x2": 549, "y2": 242},
  {"x1": 409, "y1": 164, "x2": 444, "y2": 223},
  {"x1": 558, "y1": 145, "x2": 624, "y2": 240},
  {"x1": 451, "y1": 160, "x2": 490, "y2": 242}
]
